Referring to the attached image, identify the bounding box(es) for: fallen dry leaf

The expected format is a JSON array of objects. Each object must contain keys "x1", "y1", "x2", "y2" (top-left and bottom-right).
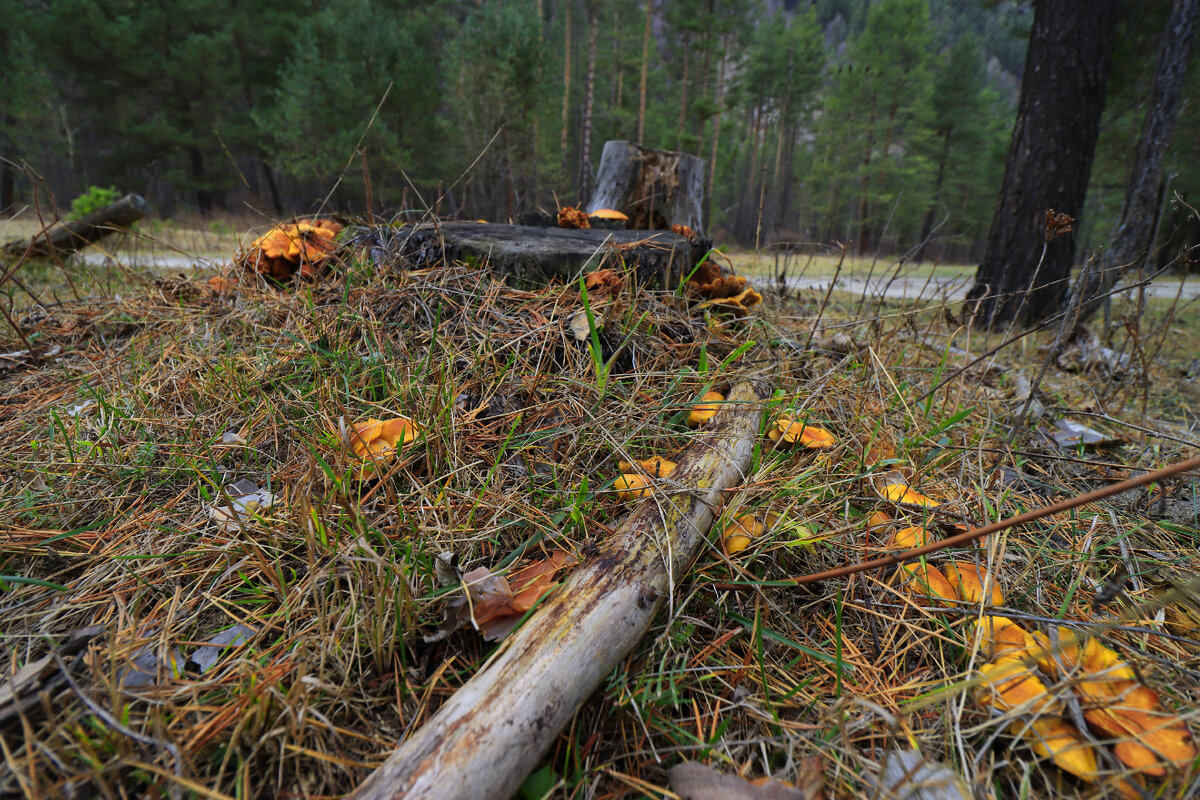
[
  {"x1": 448, "y1": 552, "x2": 571, "y2": 642},
  {"x1": 877, "y1": 749, "x2": 970, "y2": 800},
  {"x1": 669, "y1": 760, "x2": 820, "y2": 800},
  {"x1": 584, "y1": 268, "x2": 623, "y2": 294},
  {"x1": 944, "y1": 562, "x2": 1004, "y2": 606}
]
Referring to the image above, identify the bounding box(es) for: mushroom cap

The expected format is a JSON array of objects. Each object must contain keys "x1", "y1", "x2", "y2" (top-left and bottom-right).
[
  {"x1": 589, "y1": 208, "x2": 629, "y2": 220},
  {"x1": 614, "y1": 473, "x2": 652, "y2": 501},
  {"x1": 687, "y1": 390, "x2": 725, "y2": 426}
]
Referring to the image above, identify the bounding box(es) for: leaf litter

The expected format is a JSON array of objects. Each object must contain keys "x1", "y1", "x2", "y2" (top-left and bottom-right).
[{"x1": 0, "y1": 226, "x2": 1198, "y2": 798}]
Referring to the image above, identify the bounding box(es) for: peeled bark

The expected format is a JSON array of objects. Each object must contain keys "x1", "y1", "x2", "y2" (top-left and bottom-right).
[
  {"x1": 350, "y1": 380, "x2": 769, "y2": 800},
  {"x1": 2, "y1": 194, "x2": 148, "y2": 259}
]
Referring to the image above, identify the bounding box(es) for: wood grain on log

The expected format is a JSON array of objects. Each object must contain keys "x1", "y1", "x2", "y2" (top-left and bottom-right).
[
  {"x1": 351, "y1": 380, "x2": 769, "y2": 800},
  {"x1": 2, "y1": 194, "x2": 148, "y2": 259},
  {"x1": 587, "y1": 140, "x2": 704, "y2": 234},
  {"x1": 380, "y1": 221, "x2": 709, "y2": 288}
]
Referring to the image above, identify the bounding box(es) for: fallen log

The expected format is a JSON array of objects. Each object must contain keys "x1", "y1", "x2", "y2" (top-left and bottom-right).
[
  {"x1": 372, "y1": 221, "x2": 710, "y2": 289},
  {"x1": 2, "y1": 194, "x2": 148, "y2": 259},
  {"x1": 351, "y1": 380, "x2": 769, "y2": 800}
]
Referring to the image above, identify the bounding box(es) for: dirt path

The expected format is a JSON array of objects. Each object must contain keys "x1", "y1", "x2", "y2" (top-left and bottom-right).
[{"x1": 775, "y1": 274, "x2": 1200, "y2": 302}]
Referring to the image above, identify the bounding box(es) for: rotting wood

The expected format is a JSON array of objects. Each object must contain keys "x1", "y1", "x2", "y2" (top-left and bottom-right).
[
  {"x1": 350, "y1": 380, "x2": 770, "y2": 800},
  {"x1": 587, "y1": 140, "x2": 705, "y2": 234},
  {"x1": 363, "y1": 221, "x2": 710, "y2": 289},
  {"x1": 2, "y1": 194, "x2": 149, "y2": 259}
]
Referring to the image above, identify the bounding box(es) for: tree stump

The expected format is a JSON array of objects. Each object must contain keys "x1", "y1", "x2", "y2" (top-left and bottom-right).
[
  {"x1": 2, "y1": 194, "x2": 149, "y2": 259},
  {"x1": 586, "y1": 141, "x2": 704, "y2": 235},
  {"x1": 370, "y1": 222, "x2": 711, "y2": 289}
]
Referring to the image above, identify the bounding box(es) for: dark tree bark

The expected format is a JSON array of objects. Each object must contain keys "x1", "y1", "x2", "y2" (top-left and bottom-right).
[
  {"x1": 560, "y1": 0, "x2": 572, "y2": 192},
  {"x1": 384, "y1": 222, "x2": 710, "y2": 289},
  {"x1": 637, "y1": 0, "x2": 651, "y2": 144},
  {"x1": 1070, "y1": 0, "x2": 1199, "y2": 330},
  {"x1": 963, "y1": 0, "x2": 1121, "y2": 329},
  {"x1": 579, "y1": 3, "x2": 598, "y2": 202}
]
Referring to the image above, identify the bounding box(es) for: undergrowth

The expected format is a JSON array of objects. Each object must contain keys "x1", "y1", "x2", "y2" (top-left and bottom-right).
[{"x1": 1, "y1": 236, "x2": 1198, "y2": 799}]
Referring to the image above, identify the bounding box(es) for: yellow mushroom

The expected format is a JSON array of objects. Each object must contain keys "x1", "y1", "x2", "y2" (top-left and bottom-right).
[{"x1": 687, "y1": 390, "x2": 724, "y2": 426}]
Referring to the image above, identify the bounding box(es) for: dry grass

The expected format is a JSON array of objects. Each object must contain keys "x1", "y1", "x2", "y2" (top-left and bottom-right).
[{"x1": 1, "y1": 231, "x2": 1199, "y2": 800}]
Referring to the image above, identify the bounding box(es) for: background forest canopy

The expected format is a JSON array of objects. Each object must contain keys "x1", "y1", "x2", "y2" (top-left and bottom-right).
[{"x1": 1, "y1": 0, "x2": 1197, "y2": 262}]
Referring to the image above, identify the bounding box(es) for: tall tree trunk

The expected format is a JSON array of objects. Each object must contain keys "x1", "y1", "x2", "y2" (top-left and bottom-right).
[
  {"x1": 676, "y1": 32, "x2": 690, "y2": 147},
  {"x1": 579, "y1": 4, "x2": 598, "y2": 202},
  {"x1": 560, "y1": 0, "x2": 573, "y2": 193},
  {"x1": 258, "y1": 154, "x2": 283, "y2": 215},
  {"x1": 964, "y1": 0, "x2": 1121, "y2": 329},
  {"x1": 1071, "y1": 0, "x2": 1199, "y2": 330},
  {"x1": 637, "y1": 0, "x2": 652, "y2": 144},
  {"x1": 189, "y1": 146, "x2": 212, "y2": 213},
  {"x1": 917, "y1": 129, "x2": 954, "y2": 259},
  {"x1": 856, "y1": 101, "x2": 877, "y2": 253},
  {"x1": 703, "y1": 36, "x2": 727, "y2": 232},
  {"x1": 532, "y1": 0, "x2": 544, "y2": 209}
]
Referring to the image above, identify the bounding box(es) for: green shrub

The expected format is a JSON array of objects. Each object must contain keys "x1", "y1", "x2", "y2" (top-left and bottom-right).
[{"x1": 67, "y1": 185, "x2": 121, "y2": 220}]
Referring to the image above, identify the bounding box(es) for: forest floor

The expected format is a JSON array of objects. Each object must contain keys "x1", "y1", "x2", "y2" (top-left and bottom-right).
[{"x1": 1, "y1": 216, "x2": 1199, "y2": 800}]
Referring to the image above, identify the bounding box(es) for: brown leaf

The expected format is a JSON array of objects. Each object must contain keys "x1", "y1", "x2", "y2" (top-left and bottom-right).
[
  {"x1": 461, "y1": 552, "x2": 572, "y2": 642},
  {"x1": 583, "y1": 268, "x2": 623, "y2": 294}
]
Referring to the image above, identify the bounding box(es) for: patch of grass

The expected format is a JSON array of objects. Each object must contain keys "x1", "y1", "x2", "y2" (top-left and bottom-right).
[{"x1": 0, "y1": 231, "x2": 1198, "y2": 799}]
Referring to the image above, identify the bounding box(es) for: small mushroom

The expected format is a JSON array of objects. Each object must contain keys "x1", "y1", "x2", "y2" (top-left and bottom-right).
[
  {"x1": 723, "y1": 513, "x2": 763, "y2": 554},
  {"x1": 616, "y1": 456, "x2": 677, "y2": 478},
  {"x1": 589, "y1": 208, "x2": 629, "y2": 221},
  {"x1": 614, "y1": 473, "x2": 652, "y2": 501},
  {"x1": 687, "y1": 391, "x2": 724, "y2": 427}
]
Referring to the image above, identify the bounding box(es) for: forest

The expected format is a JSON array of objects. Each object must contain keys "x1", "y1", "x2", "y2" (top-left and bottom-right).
[
  {"x1": 4, "y1": 3, "x2": 1200, "y2": 800},
  {"x1": 2, "y1": 0, "x2": 1196, "y2": 263}
]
